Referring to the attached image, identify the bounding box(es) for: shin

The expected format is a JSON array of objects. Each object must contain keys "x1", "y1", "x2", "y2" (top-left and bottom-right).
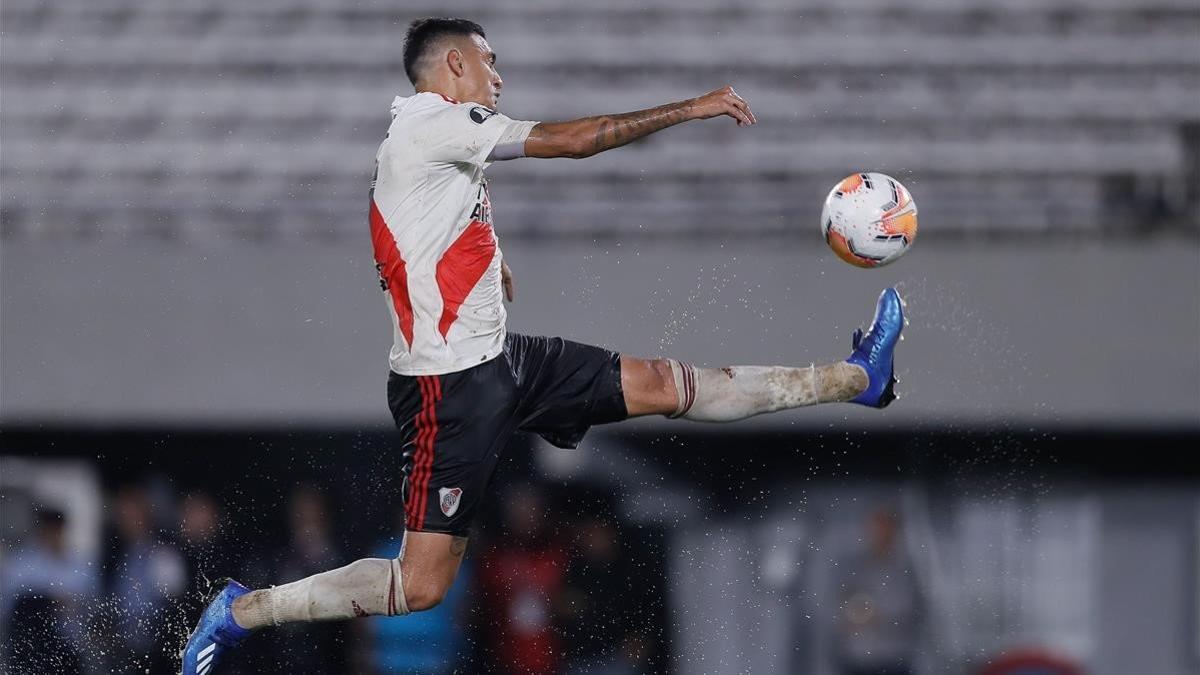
[
  {"x1": 232, "y1": 557, "x2": 407, "y2": 629},
  {"x1": 667, "y1": 360, "x2": 867, "y2": 422}
]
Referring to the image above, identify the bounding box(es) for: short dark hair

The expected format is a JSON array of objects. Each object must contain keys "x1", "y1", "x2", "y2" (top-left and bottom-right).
[{"x1": 403, "y1": 17, "x2": 486, "y2": 85}]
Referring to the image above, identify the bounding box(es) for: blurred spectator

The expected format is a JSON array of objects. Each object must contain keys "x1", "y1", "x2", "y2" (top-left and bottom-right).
[
  {"x1": 835, "y1": 508, "x2": 924, "y2": 675},
  {"x1": 479, "y1": 483, "x2": 569, "y2": 675},
  {"x1": 562, "y1": 513, "x2": 648, "y2": 675},
  {"x1": 178, "y1": 490, "x2": 227, "y2": 582},
  {"x1": 364, "y1": 511, "x2": 474, "y2": 674},
  {"x1": 175, "y1": 489, "x2": 243, "y2": 647},
  {"x1": 0, "y1": 507, "x2": 95, "y2": 672},
  {"x1": 99, "y1": 484, "x2": 188, "y2": 673},
  {"x1": 4, "y1": 594, "x2": 84, "y2": 675},
  {"x1": 240, "y1": 484, "x2": 349, "y2": 674}
]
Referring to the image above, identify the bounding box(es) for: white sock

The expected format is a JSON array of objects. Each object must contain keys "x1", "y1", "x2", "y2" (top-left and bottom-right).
[
  {"x1": 234, "y1": 557, "x2": 407, "y2": 629},
  {"x1": 668, "y1": 360, "x2": 866, "y2": 422}
]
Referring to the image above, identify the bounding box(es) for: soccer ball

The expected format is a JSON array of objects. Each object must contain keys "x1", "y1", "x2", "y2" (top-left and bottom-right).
[{"x1": 820, "y1": 172, "x2": 918, "y2": 268}]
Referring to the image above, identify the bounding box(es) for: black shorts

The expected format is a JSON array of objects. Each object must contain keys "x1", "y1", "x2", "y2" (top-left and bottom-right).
[{"x1": 388, "y1": 333, "x2": 628, "y2": 536}]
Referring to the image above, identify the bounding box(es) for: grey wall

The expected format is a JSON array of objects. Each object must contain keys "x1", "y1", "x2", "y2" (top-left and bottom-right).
[
  {"x1": 2, "y1": 235, "x2": 1197, "y2": 428},
  {"x1": 1097, "y1": 490, "x2": 1200, "y2": 675},
  {"x1": 666, "y1": 485, "x2": 1200, "y2": 675}
]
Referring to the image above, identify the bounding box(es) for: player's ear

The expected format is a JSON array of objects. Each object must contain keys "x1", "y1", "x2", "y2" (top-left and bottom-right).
[{"x1": 446, "y1": 48, "x2": 466, "y2": 78}]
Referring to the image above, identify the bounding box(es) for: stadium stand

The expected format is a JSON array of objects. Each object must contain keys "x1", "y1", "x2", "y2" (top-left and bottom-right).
[{"x1": 2, "y1": 0, "x2": 1197, "y2": 238}]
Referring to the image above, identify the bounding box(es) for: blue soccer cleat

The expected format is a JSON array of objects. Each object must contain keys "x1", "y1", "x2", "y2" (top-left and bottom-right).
[
  {"x1": 180, "y1": 578, "x2": 252, "y2": 675},
  {"x1": 846, "y1": 287, "x2": 905, "y2": 408}
]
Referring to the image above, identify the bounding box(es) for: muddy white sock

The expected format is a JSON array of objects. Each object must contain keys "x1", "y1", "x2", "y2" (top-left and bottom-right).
[
  {"x1": 668, "y1": 360, "x2": 867, "y2": 422},
  {"x1": 233, "y1": 557, "x2": 407, "y2": 629}
]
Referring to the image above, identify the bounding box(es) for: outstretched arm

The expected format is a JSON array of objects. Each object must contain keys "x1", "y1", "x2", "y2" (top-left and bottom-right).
[{"x1": 523, "y1": 86, "x2": 755, "y2": 160}]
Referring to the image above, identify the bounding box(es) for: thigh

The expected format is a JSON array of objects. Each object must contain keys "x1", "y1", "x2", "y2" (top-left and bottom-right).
[
  {"x1": 388, "y1": 362, "x2": 518, "y2": 536},
  {"x1": 506, "y1": 333, "x2": 629, "y2": 449}
]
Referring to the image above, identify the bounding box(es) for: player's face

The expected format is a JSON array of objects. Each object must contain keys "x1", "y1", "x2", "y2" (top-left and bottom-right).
[{"x1": 460, "y1": 34, "x2": 503, "y2": 109}]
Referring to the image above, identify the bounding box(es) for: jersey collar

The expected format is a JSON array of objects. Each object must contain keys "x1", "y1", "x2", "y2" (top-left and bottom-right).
[{"x1": 391, "y1": 91, "x2": 462, "y2": 118}]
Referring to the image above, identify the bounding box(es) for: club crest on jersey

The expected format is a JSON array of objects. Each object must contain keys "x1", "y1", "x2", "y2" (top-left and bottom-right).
[
  {"x1": 469, "y1": 106, "x2": 498, "y2": 124},
  {"x1": 438, "y1": 487, "x2": 463, "y2": 517}
]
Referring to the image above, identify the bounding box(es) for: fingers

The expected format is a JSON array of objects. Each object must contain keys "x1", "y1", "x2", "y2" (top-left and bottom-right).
[
  {"x1": 727, "y1": 88, "x2": 757, "y2": 125},
  {"x1": 727, "y1": 102, "x2": 753, "y2": 126},
  {"x1": 696, "y1": 85, "x2": 756, "y2": 125},
  {"x1": 711, "y1": 86, "x2": 755, "y2": 126},
  {"x1": 726, "y1": 102, "x2": 752, "y2": 126}
]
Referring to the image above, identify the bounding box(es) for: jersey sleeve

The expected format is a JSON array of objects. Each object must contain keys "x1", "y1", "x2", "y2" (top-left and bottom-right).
[{"x1": 424, "y1": 104, "x2": 538, "y2": 167}]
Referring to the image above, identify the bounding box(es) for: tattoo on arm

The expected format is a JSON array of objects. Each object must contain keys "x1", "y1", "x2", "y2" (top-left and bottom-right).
[
  {"x1": 527, "y1": 99, "x2": 697, "y2": 159},
  {"x1": 589, "y1": 100, "x2": 694, "y2": 155},
  {"x1": 450, "y1": 536, "x2": 468, "y2": 558},
  {"x1": 592, "y1": 119, "x2": 612, "y2": 155}
]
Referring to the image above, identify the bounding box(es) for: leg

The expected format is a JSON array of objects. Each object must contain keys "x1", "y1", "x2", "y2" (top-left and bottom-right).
[
  {"x1": 621, "y1": 287, "x2": 904, "y2": 418},
  {"x1": 621, "y1": 355, "x2": 867, "y2": 420},
  {"x1": 397, "y1": 531, "x2": 468, "y2": 612},
  {"x1": 228, "y1": 362, "x2": 513, "y2": 628},
  {"x1": 230, "y1": 530, "x2": 467, "y2": 628},
  {"x1": 182, "y1": 364, "x2": 515, "y2": 672}
]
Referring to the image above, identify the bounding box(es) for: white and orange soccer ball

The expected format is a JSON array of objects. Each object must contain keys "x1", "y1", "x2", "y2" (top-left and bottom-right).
[{"x1": 820, "y1": 172, "x2": 918, "y2": 268}]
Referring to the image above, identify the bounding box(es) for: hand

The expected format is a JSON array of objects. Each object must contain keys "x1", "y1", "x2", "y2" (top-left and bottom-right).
[
  {"x1": 690, "y1": 86, "x2": 757, "y2": 126},
  {"x1": 501, "y1": 260, "x2": 515, "y2": 302}
]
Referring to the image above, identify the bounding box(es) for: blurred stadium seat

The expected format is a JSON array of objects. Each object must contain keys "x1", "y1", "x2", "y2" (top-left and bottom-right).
[{"x1": 3, "y1": 0, "x2": 1197, "y2": 238}]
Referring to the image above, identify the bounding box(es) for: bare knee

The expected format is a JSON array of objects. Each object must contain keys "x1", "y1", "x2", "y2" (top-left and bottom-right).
[
  {"x1": 403, "y1": 580, "x2": 449, "y2": 612},
  {"x1": 620, "y1": 356, "x2": 679, "y2": 417},
  {"x1": 646, "y1": 358, "x2": 676, "y2": 398},
  {"x1": 400, "y1": 560, "x2": 452, "y2": 612},
  {"x1": 399, "y1": 530, "x2": 467, "y2": 613}
]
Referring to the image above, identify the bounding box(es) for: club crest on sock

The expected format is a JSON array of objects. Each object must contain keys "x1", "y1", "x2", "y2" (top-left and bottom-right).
[{"x1": 438, "y1": 487, "x2": 463, "y2": 517}]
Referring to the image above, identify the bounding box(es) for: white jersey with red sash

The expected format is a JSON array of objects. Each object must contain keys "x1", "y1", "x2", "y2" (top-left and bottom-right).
[{"x1": 370, "y1": 92, "x2": 537, "y2": 375}]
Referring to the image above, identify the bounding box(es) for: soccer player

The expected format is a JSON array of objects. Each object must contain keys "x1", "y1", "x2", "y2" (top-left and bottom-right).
[{"x1": 181, "y1": 17, "x2": 904, "y2": 674}]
